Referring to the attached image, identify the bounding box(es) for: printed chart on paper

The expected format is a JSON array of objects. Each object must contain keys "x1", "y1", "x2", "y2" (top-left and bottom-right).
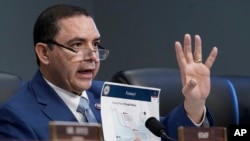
[{"x1": 101, "y1": 82, "x2": 161, "y2": 141}]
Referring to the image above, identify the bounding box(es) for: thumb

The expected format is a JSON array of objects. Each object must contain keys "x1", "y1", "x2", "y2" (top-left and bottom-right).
[{"x1": 182, "y1": 79, "x2": 197, "y2": 94}]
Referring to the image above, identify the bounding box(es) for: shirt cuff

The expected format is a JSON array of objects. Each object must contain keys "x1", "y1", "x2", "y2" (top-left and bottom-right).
[{"x1": 187, "y1": 106, "x2": 206, "y2": 127}]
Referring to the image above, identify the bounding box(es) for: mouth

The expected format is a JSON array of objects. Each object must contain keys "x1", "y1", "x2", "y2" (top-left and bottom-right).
[{"x1": 77, "y1": 69, "x2": 94, "y2": 79}]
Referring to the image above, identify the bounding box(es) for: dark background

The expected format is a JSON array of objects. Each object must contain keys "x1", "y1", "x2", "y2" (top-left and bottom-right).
[{"x1": 1, "y1": 0, "x2": 250, "y2": 81}]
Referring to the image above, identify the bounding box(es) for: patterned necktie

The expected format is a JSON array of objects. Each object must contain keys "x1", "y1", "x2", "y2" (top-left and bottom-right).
[{"x1": 77, "y1": 97, "x2": 97, "y2": 123}]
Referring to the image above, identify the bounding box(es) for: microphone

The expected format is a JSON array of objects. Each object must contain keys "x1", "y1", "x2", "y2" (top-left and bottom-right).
[{"x1": 145, "y1": 117, "x2": 176, "y2": 141}]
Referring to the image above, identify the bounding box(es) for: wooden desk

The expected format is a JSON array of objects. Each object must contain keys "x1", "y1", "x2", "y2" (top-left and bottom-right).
[
  {"x1": 49, "y1": 121, "x2": 102, "y2": 141},
  {"x1": 178, "y1": 126, "x2": 227, "y2": 141}
]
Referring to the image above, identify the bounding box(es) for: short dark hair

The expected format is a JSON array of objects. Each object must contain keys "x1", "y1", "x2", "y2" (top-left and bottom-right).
[{"x1": 33, "y1": 4, "x2": 92, "y2": 66}]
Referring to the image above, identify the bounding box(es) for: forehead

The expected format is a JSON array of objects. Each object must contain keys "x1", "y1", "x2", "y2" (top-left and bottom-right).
[{"x1": 56, "y1": 15, "x2": 100, "y2": 41}]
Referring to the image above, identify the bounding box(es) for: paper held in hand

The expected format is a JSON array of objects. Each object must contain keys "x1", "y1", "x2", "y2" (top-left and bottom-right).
[{"x1": 101, "y1": 81, "x2": 161, "y2": 141}]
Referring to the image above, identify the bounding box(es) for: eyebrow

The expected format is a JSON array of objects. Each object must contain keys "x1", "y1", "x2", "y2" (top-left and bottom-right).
[{"x1": 66, "y1": 37, "x2": 101, "y2": 44}]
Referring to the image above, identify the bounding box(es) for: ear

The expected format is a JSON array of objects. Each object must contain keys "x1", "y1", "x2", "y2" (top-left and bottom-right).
[{"x1": 35, "y1": 43, "x2": 51, "y2": 65}]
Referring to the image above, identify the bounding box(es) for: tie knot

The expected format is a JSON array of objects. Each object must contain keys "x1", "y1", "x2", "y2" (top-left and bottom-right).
[
  {"x1": 77, "y1": 97, "x2": 97, "y2": 123},
  {"x1": 77, "y1": 97, "x2": 89, "y2": 112}
]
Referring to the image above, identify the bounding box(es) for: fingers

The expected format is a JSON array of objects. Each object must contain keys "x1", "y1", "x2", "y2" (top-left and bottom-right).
[
  {"x1": 204, "y1": 47, "x2": 218, "y2": 69},
  {"x1": 175, "y1": 33, "x2": 194, "y2": 70},
  {"x1": 175, "y1": 41, "x2": 186, "y2": 70},
  {"x1": 194, "y1": 35, "x2": 202, "y2": 62},
  {"x1": 183, "y1": 34, "x2": 193, "y2": 63},
  {"x1": 175, "y1": 33, "x2": 218, "y2": 69},
  {"x1": 177, "y1": 34, "x2": 202, "y2": 64}
]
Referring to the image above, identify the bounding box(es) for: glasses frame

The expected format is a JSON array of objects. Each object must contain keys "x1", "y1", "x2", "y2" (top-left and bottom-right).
[{"x1": 44, "y1": 40, "x2": 109, "y2": 60}]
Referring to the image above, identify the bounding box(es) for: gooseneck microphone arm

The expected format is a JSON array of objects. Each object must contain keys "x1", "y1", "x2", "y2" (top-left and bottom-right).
[
  {"x1": 159, "y1": 130, "x2": 176, "y2": 141},
  {"x1": 145, "y1": 117, "x2": 177, "y2": 141}
]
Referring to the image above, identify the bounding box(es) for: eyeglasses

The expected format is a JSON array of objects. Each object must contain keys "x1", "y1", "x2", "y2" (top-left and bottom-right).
[{"x1": 45, "y1": 40, "x2": 109, "y2": 60}]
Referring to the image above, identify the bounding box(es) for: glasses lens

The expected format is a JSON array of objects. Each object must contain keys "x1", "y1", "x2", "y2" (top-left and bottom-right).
[
  {"x1": 76, "y1": 48, "x2": 109, "y2": 60},
  {"x1": 98, "y1": 49, "x2": 109, "y2": 60}
]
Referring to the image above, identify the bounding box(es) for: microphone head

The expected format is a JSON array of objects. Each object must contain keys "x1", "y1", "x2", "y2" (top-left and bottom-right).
[{"x1": 145, "y1": 117, "x2": 165, "y2": 137}]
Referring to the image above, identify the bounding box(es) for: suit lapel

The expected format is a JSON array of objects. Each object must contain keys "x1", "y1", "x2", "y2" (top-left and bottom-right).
[
  {"x1": 87, "y1": 90, "x2": 101, "y2": 123},
  {"x1": 31, "y1": 70, "x2": 77, "y2": 121},
  {"x1": 31, "y1": 70, "x2": 104, "y2": 123},
  {"x1": 87, "y1": 80, "x2": 104, "y2": 123},
  {"x1": 42, "y1": 99, "x2": 77, "y2": 121}
]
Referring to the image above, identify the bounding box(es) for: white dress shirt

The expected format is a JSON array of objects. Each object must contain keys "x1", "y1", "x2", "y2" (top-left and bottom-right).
[
  {"x1": 44, "y1": 78, "x2": 88, "y2": 122},
  {"x1": 187, "y1": 106, "x2": 207, "y2": 127}
]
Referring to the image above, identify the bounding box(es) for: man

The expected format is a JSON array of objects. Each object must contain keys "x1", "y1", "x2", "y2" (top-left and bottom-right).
[{"x1": 0, "y1": 4, "x2": 218, "y2": 141}]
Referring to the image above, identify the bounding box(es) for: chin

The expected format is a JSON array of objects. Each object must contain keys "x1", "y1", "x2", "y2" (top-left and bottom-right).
[{"x1": 79, "y1": 79, "x2": 93, "y2": 90}]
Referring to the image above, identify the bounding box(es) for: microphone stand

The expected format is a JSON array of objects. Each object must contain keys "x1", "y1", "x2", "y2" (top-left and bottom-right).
[{"x1": 159, "y1": 130, "x2": 176, "y2": 141}]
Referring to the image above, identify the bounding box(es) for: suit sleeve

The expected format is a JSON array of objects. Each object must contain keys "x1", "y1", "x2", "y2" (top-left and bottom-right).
[
  {"x1": 160, "y1": 102, "x2": 214, "y2": 140},
  {"x1": 0, "y1": 105, "x2": 39, "y2": 141}
]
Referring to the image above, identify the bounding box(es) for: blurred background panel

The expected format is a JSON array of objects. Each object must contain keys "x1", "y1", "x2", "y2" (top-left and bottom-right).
[{"x1": 1, "y1": 0, "x2": 250, "y2": 81}]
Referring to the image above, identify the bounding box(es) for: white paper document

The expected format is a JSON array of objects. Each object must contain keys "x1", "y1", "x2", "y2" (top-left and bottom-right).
[{"x1": 101, "y1": 82, "x2": 161, "y2": 141}]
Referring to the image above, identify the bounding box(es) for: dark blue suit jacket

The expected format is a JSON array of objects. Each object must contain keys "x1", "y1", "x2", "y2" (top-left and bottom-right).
[{"x1": 0, "y1": 70, "x2": 214, "y2": 141}]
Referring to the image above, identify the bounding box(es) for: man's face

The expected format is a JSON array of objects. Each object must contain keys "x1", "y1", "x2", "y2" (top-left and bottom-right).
[{"x1": 44, "y1": 15, "x2": 101, "y2": 94}]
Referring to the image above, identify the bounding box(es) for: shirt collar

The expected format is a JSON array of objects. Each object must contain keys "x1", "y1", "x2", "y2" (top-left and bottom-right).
[{"x1": 43, "y1": 77, "x2": 89, "y2": 111}]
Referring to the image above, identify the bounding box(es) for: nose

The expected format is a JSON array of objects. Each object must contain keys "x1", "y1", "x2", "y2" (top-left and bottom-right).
[
  {"x1": 78, "y1": 48, "x2": 99, "y2": 61},
  {"x1": 85, "y1": 49, "x2": 98, "y2": 60}
]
